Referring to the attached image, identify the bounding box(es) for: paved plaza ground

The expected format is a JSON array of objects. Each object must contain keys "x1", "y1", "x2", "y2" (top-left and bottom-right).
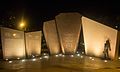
[{"x1": 0, "y1": 54, "x2": 120, "y2": 72}]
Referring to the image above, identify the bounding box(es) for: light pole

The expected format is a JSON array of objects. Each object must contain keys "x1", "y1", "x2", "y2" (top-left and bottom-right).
[
  {"x1": 19, "y1": 20, "x2": 27, "y2": 58},
  {"x1": 19, "y1": 20, "x2": 26, "y2": 30}
]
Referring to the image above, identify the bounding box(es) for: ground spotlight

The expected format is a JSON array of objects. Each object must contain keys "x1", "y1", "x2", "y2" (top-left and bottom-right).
[
  {"x1": 70, "y1": 55, "x2": 74, "y2": 57},
  {"x1": 104, "y1": 60, "x2": 108, "y2": 62},
  {"x1": 17, "y1": 58, "x2": 20, "y2": 60},
  {"x1": 55, "y1": 55, "x2": 59, "y2": 57},
  {"x1": 43, "y1": 56, "x2": 49, "y2": 59},
  {"x1": 118, "y1": 57, "x2": 120, "y2": 60},
  {"x1": 9, "y1": 61, "x2": 12, "y2": 63},
  {"x1": 5, "y1": 59, "x2": 8, "y2": 61},
  {"x1": 32, "y1": 58, "x2": 36, "y2": 61},
  {"x1": 62, "y1": 55, "x2": 65, "y2": 57},
  {"x1": 32, "y1": 55, "x2": 35, "y2": 58},
  {"x1": 77, "y1": 54, "x2": 80, "y2": 56},
  {"x1": 76, "y1": 51, "x2": 79, "y2": 53},
  {"x1": 21, "y1": 59, "x2": 25, "y2": 62},
  {"x1": 82, "y1": 52, "x2": 84, "y2": 54},
  {"x1": 80, "y1": 56, "x2": 83, "y2": 58},
  {"x1": 92, "y1": 58, "x2": 94, "y2": 61},
  {"x1": 59, "y1": 54, "x2": 62, "y2": 56},
  {"x1": 89, "y1": 57, "x2": 92, "y2": 59},
  {"x1": 43, "y1": 53, "x2": 47, "y2": 55},
  {"x1": 40, "y1": 57, "x2": 42, "y2": 59}
]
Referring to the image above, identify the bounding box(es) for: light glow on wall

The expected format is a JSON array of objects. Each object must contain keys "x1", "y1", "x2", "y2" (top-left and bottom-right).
[
  {"x1": 25, "y1": 31, "x2": 42, "y2": 57},
  {"x1": 55, "y1": 13, "x2": 81, "y2": 54},
  {"x1": 43, "y1": 20, "x2": 61, "y2": 54},
  {"x1": 82, "y1": 17, "x2": 118, "y2": 59},
  {"x1": 12, "y1": 33, "x2": 16, "y2": 37},
  {"x1": 1, "y1": 27, "x2": 25, "y2": 59}
]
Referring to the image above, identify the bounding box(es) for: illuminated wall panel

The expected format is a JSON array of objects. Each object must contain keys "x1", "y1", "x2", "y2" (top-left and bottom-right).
[
  {"x1": 43, "y1": 20, "x2": 60, "y2": 54},
  {"x1": 25, "y1": 31, "x2": 42, "y2": 57},
  {"x1": 1, "y1": 27, "x2": 25, "y2": 59},
  {"x1": 82, "y1": 17, "x2": 118, "y2": 59},
  {"x1": 55, "y1": 13, "x2": 81, "y2": 54}
]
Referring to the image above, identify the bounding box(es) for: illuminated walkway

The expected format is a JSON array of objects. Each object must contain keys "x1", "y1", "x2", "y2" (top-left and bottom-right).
[{"x1": 0, "y1": 54, "x2": 120, "y2": 72}]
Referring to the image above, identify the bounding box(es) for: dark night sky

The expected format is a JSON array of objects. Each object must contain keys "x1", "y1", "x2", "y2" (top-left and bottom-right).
[{"x1": 0, "y1": 0, "x2": 120, "y2": 31}]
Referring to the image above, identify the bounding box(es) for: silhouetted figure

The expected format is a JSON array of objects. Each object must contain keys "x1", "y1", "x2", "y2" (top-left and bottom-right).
[{"x1": 103, "y1": 39, "x2": 111, "y2": 59}]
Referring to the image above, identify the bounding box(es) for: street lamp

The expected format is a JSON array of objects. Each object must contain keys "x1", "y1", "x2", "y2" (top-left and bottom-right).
[
  {"x1": 20, "y1": 22, "x2": 25, "y2": 28},
  {"x1": 19, "y1": 21, "x2": 26, "y2": 31},
  {"x1": 19, "y1": 18, "x2": 28, "y2": 58}
]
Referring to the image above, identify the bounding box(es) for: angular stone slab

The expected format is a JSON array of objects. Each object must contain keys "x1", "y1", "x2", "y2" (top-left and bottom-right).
[
  {"x1": 43, "y1": 20, "x2": 61, "y2": 54},
  {"x1": 82, "y1": 16, "x2": 118, "y2": 59},
  {"x1": 55, "y1": 13, "x2": 82, "y2": 54},
  {"x1": 25, "y1": 31, "x2": 42, "y2": 57},
  {"x1": 1, "y1": 27, "x2": 25, "y2": 59}
]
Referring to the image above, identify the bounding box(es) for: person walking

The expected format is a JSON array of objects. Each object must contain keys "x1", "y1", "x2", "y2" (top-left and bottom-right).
[{"x1": 103, "y1": 39, "x2": 111, "y2": 59}]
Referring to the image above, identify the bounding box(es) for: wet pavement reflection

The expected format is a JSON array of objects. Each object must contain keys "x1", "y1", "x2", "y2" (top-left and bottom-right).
[{"x1": 0, "y1": 54, "x2": 120, "y2": 72}]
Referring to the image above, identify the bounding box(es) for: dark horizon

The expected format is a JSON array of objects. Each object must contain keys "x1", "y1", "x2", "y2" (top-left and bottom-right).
[{"x1": 0, "y1": 0, "x2": 120, "y2": 31}]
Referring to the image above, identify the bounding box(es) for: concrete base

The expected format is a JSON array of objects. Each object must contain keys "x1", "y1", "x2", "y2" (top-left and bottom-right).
[{"x1": 0, "y1": 55, "x2": 120, "y2": 72}]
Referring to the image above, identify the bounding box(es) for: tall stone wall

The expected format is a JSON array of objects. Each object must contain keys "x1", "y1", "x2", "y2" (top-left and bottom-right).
[
  {"x1": 82, "y1": 16, "x2": 118, "y2": 59},
  {"x1": 25, "y1": 31, "x2": 42, "y2": 57},
  {"x1": 43, "y1": 20, "x2": 60, "y2": 54},
  {"x1": 55, "y1": 13, "x2": 81, "y2": 54},
  {"x1": 1, "y1": 27, "x2": 25, "y2": 59}
]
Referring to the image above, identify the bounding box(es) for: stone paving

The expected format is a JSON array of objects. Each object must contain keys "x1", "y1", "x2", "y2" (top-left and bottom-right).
[{"x1": 0, "y1": 54, "x2": 120, "y2": 72}]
